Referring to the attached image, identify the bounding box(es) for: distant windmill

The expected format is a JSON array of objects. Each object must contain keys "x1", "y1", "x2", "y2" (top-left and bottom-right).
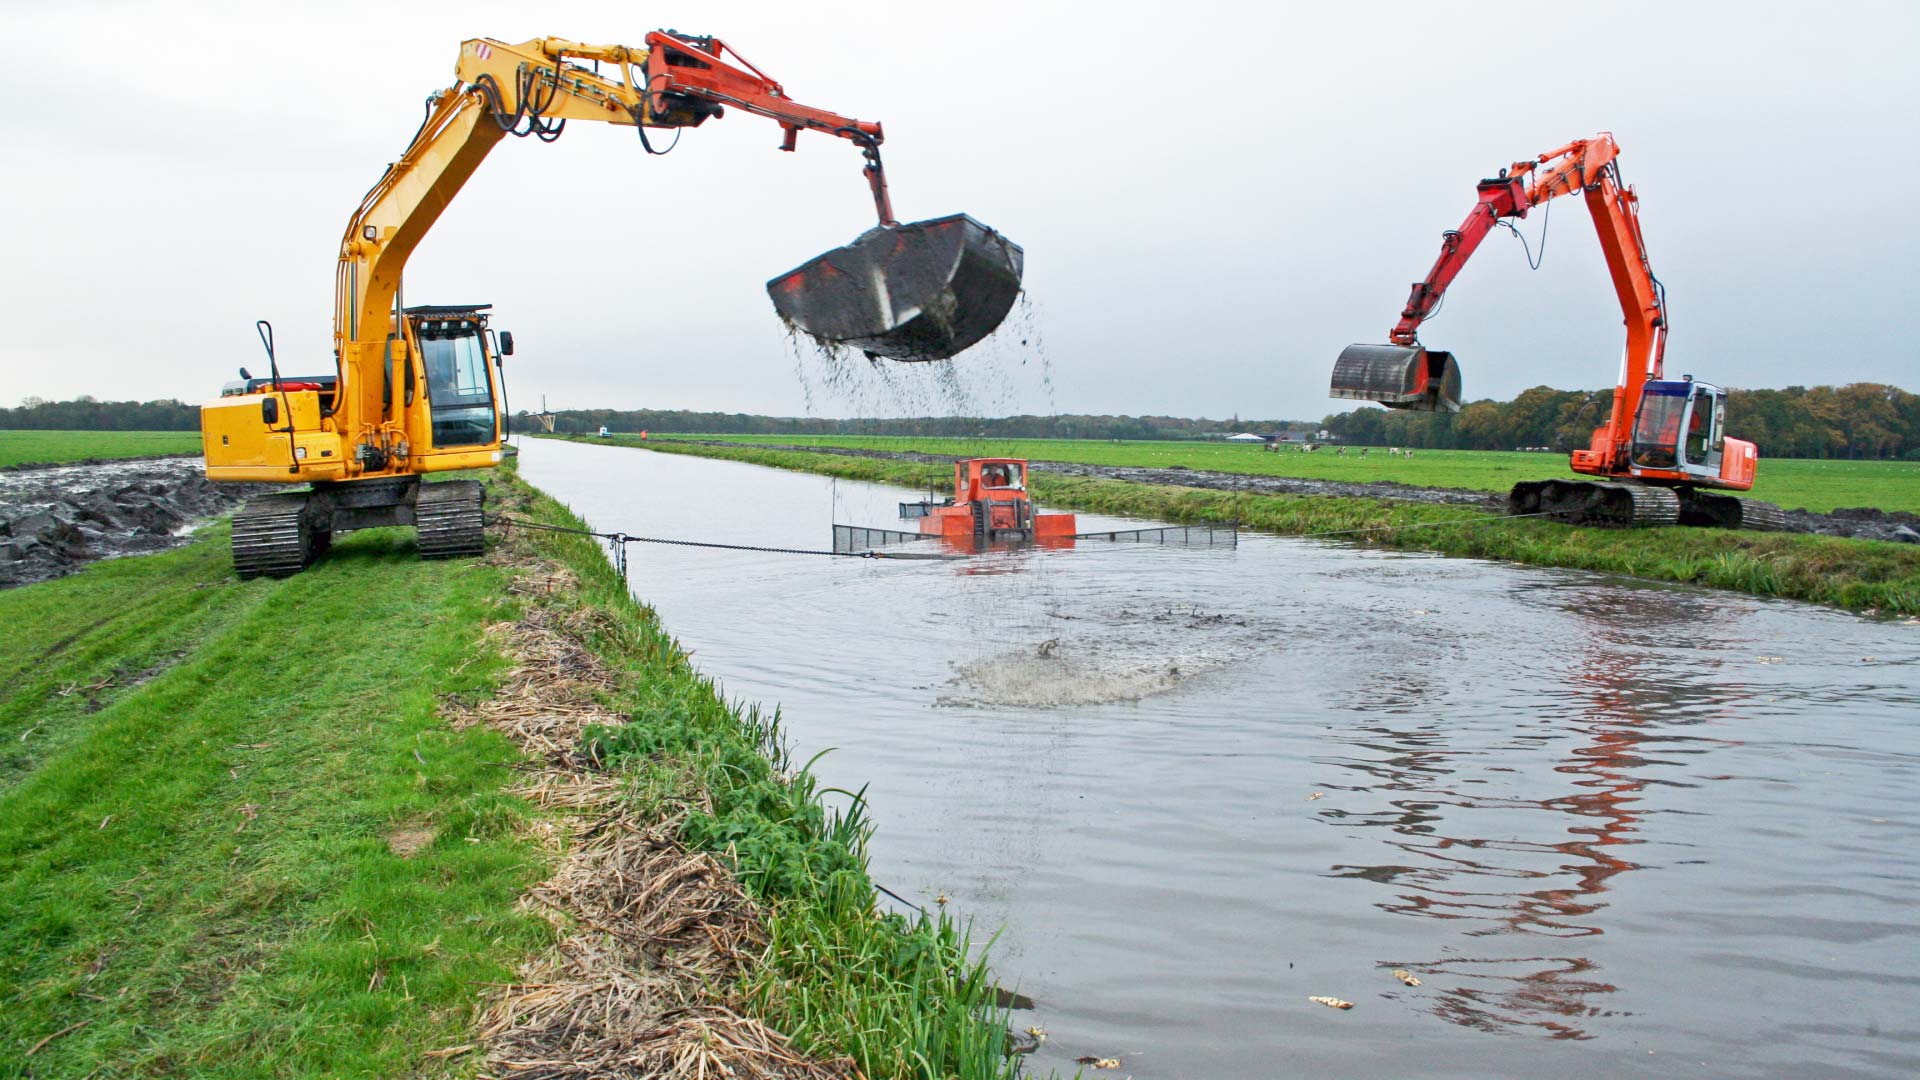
[{"x1": 535, "y1": 395, "x2": 557, "y2": 434}]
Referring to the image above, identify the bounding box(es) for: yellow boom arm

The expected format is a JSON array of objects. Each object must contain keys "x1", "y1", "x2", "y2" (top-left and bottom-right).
[{"x1": 332, "y1": 36, "x2": 804, "y2": 457}]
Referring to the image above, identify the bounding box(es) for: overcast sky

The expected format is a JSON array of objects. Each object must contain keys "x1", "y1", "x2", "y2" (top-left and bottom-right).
[{"x1": 4, "y1": 0, "x2": 1916, "y2": 421}]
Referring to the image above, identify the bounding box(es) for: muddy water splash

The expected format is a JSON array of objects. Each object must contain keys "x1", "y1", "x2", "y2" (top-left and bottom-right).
[{"x1": 942, "y1": 602, "x2": 1282, "y2": 707}]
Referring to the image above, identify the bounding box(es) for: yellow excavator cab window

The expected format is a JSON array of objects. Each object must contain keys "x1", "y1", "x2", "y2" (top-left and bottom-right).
[{"x1": 420, "y1": 330, "x2": 496, "y2": 447}]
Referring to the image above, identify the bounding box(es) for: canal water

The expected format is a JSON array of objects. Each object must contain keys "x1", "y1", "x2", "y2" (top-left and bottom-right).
[{"x1": 518, "y1": 438, "x2": 1920, "y2": 1080}]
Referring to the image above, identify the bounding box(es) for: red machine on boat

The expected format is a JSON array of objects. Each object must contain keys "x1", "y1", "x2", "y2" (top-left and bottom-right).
[{"x1": 904, "y1": 459, "x2": 1077, "y2": 545}]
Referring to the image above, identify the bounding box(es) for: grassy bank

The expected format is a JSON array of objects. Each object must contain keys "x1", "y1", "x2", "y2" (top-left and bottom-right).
[
  {"x1": 588, "y1": 437, "x2": 1920, "y2": 615},
  {"x1": 656, "y1": 434, "x2": 1920, "y2": 515},
  {"x1": 1, "y1": 465, "x2": 1012, "y2": 1077},
  {"x1": 0, "y1": 430, "x2": 202, "y2": 469},
  {"x1": 0, "y1": 509, "x2": 544, "y2": 1076}
]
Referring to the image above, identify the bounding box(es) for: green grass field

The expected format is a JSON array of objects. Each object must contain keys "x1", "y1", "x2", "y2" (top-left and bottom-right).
[
  {"x1": 1, "y1": 469, "x2": 1012, "y2": 1078},
  {"x1": 0, "y1": 430, "x2": 202, "y2": 469},
  {"x1": 664, "y1": 435, "x2": 1920, "y2": 515}
]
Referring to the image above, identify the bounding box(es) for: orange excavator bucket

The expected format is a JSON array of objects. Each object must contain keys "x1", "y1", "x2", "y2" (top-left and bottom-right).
[
  {"x1": 1329, "y1": 343, "x2": 1463, "y2": 412},
  {"x1": 768, "y1": 214, "x2": 1024, "y2": 362}
]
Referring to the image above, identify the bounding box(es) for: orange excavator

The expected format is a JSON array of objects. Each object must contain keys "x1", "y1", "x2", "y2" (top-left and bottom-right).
[{"x1": 1330, "y1": 134, "x2": 1784, "y2": 529}]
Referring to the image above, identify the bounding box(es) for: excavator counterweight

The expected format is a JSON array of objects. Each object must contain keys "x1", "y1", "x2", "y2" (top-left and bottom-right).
[{"x1": 769, "y1": 214, "x2": 1024, "y2": 361}]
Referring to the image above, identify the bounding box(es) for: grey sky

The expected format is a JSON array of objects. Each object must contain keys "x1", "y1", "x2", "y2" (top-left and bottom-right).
[{"x1": 4, "y1": 0, "x2": 1916, "y2": 421}]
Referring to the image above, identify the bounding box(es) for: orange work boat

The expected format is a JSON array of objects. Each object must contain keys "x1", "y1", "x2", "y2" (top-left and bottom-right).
[{"x1": 903, "y1": 458, "x2": 1077, "y2": 546}]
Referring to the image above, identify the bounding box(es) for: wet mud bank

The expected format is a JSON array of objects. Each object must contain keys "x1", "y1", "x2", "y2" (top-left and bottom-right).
[
  {"x1": 671, "y1": 439, "x2": 1920, "y2": 541},
  {"x1": 0, "y1": 457, "x2": 266, "y2": 587}
]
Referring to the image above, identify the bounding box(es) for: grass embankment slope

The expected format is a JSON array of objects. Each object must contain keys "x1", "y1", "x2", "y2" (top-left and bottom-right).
[
  {"x1": 669, "y1": 434, "x2": 1920, "y2": 515},
  {"x1": 588, "y1": 437, "x2": 1920, "y2": 615},
  {"x1": 0, "y1": 465, "x2": 1011, "y2": 1078},
  {"x1": 0, "y1": 430, "x2": 203, "y2": 469}
]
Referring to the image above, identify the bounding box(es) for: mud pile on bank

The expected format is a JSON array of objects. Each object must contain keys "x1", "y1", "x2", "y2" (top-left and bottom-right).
[
  {"x1": 0, "y1": 458, "x2": 266, "y2": 587},
  {"x1": 1783, "y1": 505, "x2": 1920, "y2": 543}
]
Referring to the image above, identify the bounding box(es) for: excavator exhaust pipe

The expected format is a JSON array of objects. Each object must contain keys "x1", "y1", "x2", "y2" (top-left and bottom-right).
[
  {"x1": 1329, "y1": 343, "x2": 1462, "y2": 413},
  {"x1": 768, "y1": 214, "x2": 1024, "y2": 362}
]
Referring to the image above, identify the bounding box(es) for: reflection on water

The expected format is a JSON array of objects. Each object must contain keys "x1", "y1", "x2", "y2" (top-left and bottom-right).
[
  {"x1": 520, "y1": 438, "x2": 1920, "y2": 1080},
  {"x1": 1324, "y1": 586, "x2": 1758, "y2": 1039}
]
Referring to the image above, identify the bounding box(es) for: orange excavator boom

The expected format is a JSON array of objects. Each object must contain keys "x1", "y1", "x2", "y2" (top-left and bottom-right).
[{"x1": 1331, "y1": 135, "x2": 1655, "y2": 420}]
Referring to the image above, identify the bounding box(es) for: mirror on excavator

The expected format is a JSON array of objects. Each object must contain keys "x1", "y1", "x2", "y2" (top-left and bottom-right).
[
  {"x1": 1329, "y1": 343, "x2": 1463, "y2": 413},
  {"x1": 768, "y1": 214, "x2": 1024, "y2": 361}
]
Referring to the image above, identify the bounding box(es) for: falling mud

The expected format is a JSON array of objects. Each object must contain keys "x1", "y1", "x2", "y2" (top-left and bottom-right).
[{"x1": 781, "y1": 290, "x2": 1055, "y2": 431}]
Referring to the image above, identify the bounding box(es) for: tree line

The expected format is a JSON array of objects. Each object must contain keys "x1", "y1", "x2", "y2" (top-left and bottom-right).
[
  {"x1": 539, "y1": 408, "x2": 1302, "y2": 441},
  {"x1": 1317, "y1": 383, "x2": 1920, "y2": 460},
  {"x1": 6, "y1": 382, "x2": 1917, "y2": 459},
  {"x1": 1, "y1": 397, "x2": 200, "y2": 431}
]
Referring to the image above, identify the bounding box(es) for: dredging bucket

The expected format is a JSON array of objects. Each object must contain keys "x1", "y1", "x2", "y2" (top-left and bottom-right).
[
  {"x1": 1329, "y1": 343, "x2": 1463, "y2": 412},
  {"x1": 767, "y1": 214, "x2": 1024, "y2": 362}
]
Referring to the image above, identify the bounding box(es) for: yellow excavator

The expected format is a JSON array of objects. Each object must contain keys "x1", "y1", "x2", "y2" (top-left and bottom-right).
[{"x1": 203, "y1": 31, "x2": 1025, "y2": 577}]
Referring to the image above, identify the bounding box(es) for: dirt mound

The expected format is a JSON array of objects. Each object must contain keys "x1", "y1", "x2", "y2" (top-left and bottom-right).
[
  {"x1": 0, "y1": 458, "x2": 267, "y2": 587},
  {"x1": 1784, "y1": 505, "x2": 1920, "y2": 543}
]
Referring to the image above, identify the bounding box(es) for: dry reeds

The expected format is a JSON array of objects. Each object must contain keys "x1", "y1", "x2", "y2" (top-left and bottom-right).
[{"x1": 449, "y1": 544, "x2": 847, "y2": 1079}]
